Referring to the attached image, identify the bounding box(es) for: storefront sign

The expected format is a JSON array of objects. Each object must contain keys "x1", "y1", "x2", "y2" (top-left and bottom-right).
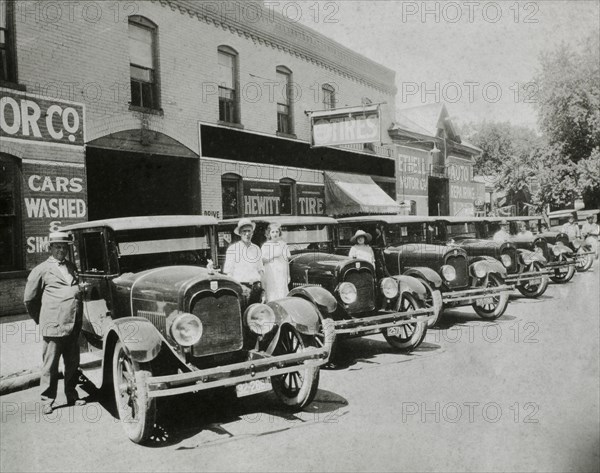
[
  {"x1": 297, "y1": 185, "x2": 325, "y2": 215},
  {"x1": 243, "y1": 181, "x2": 280, "y2": 216},
  {"x1": 447, "y1": 156, "x2": 476, "y2": 216},
  {"x1": 397, "y1": 146, "x2": 430, "y2": 197},
  {"x1": 0, "y1": 88, "x2": 85, "y2": 147},
  {"x1": 22, "y1": 162, "x2": 88, "y2": 267},
  {"x1": 311, "y1": 105, "x2": 380, "y2": 147}
]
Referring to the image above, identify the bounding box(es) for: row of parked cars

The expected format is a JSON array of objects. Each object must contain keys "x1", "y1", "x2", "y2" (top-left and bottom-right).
[{"x1": 61, "y1": 210, "x2": 598, "y2": 443}]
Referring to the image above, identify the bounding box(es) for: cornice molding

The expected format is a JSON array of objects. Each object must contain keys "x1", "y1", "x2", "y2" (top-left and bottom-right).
[{"x1": 156, "y1": 0, "x2": 397, "y2": 96}]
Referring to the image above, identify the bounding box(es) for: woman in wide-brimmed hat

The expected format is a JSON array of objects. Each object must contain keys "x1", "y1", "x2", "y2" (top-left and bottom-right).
[{"x1": 349, "y1": 229, "x2": 375, "y2": 264}]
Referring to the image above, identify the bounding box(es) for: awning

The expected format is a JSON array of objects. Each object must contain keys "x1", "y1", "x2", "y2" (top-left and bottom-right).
[{"x1": 324, "y1": 172, "x2": 402, "y2": 216}]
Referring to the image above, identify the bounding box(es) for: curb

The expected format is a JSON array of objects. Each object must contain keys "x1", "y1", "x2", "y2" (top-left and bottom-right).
[{"x1": 0, "y1": 358, "x2": 102, "y2": 396}]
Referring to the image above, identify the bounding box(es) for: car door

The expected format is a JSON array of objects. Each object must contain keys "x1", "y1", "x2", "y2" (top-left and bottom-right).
[{"x1": 78, "y1": 228, "x2": 113, "y2": 339}]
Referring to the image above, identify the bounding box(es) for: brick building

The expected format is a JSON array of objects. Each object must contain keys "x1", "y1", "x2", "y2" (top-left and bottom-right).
[{"x1": 0, "y1": 0, "x2": 400, "y2": 315}]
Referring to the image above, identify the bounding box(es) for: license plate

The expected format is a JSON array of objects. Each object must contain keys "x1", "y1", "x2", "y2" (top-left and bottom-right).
[
  {"x1": 387, "y1": 326, "x2": 403, "y2": 336},
  {"x1": 235, "y1": 378, "x2": 272, "y2": 398},
  {"x1": 476, "y1": 297, "x2": 494, "y2": 306}
]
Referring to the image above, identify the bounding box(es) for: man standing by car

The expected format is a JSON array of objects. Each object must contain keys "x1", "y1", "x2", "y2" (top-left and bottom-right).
[
  {"x1": 581, "y1": 214, "x2": 599, "y2": 259},
  {"x1": 23, "y1": 232, "x2": 86, "y2": 414},
  {"x1": 561, "y1": 212, "x2": 581, "y2": 239},
  {"x1": 223, "y1": 218, "x2": 264, "y2": 304}
]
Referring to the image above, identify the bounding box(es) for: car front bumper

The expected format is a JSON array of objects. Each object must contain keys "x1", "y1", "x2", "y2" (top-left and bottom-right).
[
  {"x1": 145, "y1": 346, "x2": 329, "y2": 398},
  {"x1": 442, "y1": 284, "x2": 513, "y2": 305},
  {"x1": 505, "y1": 268, "x2": 553, "y2": 285},
  {"x1": 332, "y1": 307, "x2": 435, "y2": 336}
]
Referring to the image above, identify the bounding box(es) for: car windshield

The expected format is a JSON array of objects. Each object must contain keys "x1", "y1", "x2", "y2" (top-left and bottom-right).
[
  {"x1": 444, "y1": 222, "x2": 477, "y2": 240},
  {"x1": 282, "y1": 224, "x2": 333, "y2": 253},
  {"x1": 386, "y1": 223, "x2": 427, "y2": 246},
  {"x1": 116, "y1": 226, "x2": 214, "y2": 273}
]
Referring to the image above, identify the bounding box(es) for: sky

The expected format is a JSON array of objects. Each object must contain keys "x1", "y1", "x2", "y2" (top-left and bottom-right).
[{"x1": 276, "y1": 0, "x2": 600, "y2": 131}]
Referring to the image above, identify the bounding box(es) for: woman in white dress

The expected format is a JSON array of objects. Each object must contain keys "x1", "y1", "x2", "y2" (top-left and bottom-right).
[
  {"x1": 261, "y1": 223, "x2": 292, "y2": 302},
  {"x1": 348, "y1": 229, "x2": 375, "y2": 265}
]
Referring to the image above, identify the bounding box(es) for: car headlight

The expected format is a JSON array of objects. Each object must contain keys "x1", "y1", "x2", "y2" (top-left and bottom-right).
[
  {"x1": 552, "y1": 244, "x2": 561, "y2": 256},
  {"x1": 572, "y1": 239, "x2": 581, "y2": 249},
  {"x1": 170, "y1": 312, "x2": 203, "y2": 346},
  {"x1": 380, "y1": 277, "x2": 398, "y2": 299},
  {"x1": 473, "y1": 261, "x2": 488, "y2": 278},
  {"x1": 245, "y1": 303, "x2": 276, "y2": 335},
  {"x1": 338, "y1": 282, "x2": 357, "y2": 304},
  {"x1": 501, "y1": 254, "x2": 512, "y2": 268},
  {"x1": 441, "y1": 264, "x2": 456, "y2": 282}
]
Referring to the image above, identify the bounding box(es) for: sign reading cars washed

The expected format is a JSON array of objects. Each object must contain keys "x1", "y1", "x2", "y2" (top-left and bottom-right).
[{"x1": 0, "y1": 87, "x2": 85, "y2": 146}]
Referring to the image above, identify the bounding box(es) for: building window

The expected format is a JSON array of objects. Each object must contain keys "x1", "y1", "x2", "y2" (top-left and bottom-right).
[
  {"x1": 0, "y1": 0, "x2": 17, "y2": 84},
  {"x1": 218, "y1": 46, "x2": 239, "y2": 124},
  {"x1": 322, "y1": 83, "x2": 336, "y2": 110},
  {"x1": 222, "y1": 173, "x2": 242, "y2": 218},
  {"x1": 276, "y1": 66, "x2": 293, "y2": 134},
  {"x1": 128, "y1": 16, "x2": 159, "y2": 110},
  {"x1": 280, "y1": 178, "x2": 296, "y2": 216},
  {"x1": 0, "y1": 155, "x2": 21, "y2": 271}
]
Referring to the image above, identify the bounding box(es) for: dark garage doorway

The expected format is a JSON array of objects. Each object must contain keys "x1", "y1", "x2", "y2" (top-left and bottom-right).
[
  {"x1": 86, "y1": 147, "x2": 199, "y2": 220},
  {"x1": 428, "y1": 176, "x2": 449, "y2": 216}
]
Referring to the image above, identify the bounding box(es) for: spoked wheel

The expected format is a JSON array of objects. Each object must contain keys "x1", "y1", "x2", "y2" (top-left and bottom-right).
[
  {"x1": 550, "y1": 257, "x2": 576, "y2": 283},
  {"x1": 382, "y1": 294, "x2": 427, "y2": 352},
  {"x1": 575, "y1": 249, "x2": 593, "y2": 272},
  {"x1": 271, "y1": 325, "x2": 320, "y2": 410},
  {"x1": 516, "y1": 262, "x2": 550, "y2": 298},
  {"x1": 419, "y1": 280, "x2": 443, "y2": 327},
  {"x1": 472, "y1": 275, "x2": 509, "y2": 319},
  {"x1": 112, "y1": 341, "x2": 156, "y2": 444}
]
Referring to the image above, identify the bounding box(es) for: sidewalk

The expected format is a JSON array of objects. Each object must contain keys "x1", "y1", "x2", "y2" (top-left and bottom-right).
[{"x1": 0, "y1": 313, "x2": 98, "y2": 395}]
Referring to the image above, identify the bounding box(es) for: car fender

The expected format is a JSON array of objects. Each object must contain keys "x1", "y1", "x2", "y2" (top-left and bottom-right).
[
  {"x1": 403, "y1": 267, "x2": 443, "y2": 289},
  {"x1": 105, "y1": 317, "x2": 163, "y2": 363},
  {"x1": 472, "y1": 259, "x2": 507, "y2": 277},
  {"x1": 391, "y1": 274, "x2": 428, "y2": 301},
  {"x1": 519, "y1": 248, "x2": 546, "y2": 264},
  {"x1": 267, "y1": 297, "x2": 323, "y2": 336},
  {"x1": 287, "y1": 285, "x2": 337, "y2": 318}
]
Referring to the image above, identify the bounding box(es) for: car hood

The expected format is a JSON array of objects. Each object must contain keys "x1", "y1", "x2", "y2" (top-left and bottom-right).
[
  {"x1": 114, "y1": 266, "x2": 237, "y2": 304},
  {"x1": 386, "y1": 243, "x2": 467, "y2": 265}
]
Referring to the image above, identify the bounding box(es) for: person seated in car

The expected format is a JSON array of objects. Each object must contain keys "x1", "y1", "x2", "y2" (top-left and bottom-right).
[
  {"x1": 516, "y1": 221, "x2": 534, "y2": 239},
  {"x1": 349, "y1": 230, "x2": 375, "y2": 265},
  {"x1": 561, "y1": 212, "x2": 581, "y2": 239},
  {"x1": 493, "y1": 220, "x2": 511, "y2": 243}
]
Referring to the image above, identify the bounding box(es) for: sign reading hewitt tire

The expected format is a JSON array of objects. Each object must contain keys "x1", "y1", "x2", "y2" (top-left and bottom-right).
[{"x1": 310, "y1": 104, "x2": 381, "y2": 147}]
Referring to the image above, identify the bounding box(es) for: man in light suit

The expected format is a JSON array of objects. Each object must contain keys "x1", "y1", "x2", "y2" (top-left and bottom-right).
[{"x1": 24, "y1": 231, "x2": 86, "y2": 414}]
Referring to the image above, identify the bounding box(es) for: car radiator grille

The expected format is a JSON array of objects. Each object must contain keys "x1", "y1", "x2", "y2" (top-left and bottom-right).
[
  {"x1": 446, "y1": 255, "x2": 468, "y2": 288},
  {"x1": 191, "y1": 291, "x2": 243, "y2": 357},
  {"x1": 536, "y1": 241, "x2": 550, "y2": 260},
  {"x1": 344, "y1": 269, "x2": 375, "y2": 314}
]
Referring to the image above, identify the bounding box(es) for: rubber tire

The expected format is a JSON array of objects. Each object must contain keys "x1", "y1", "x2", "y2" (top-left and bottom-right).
[
  {"x1": 472, "y1": 274, "x2": 510, "y2": 320},
  {"x1": 550, "y1": 259, "x2": 576, "y2": 283},
  {"x1": 575, "y1": 249, "x2": 593, "y2": 272},
  {"x1": 112, "y1": 341, "x2": 156, "y2": 444},
  {"x1": 418, "y1": 280, "x2": 443, "y2": 328},
  {"x1": 516, "y1": 262, "x2": 550, "y2": 298},
  {"x1": 271, "y1": 325, "x2": 320, "y2": 410},
  {"x1": 382, "y1": 294, "x2": 427, "y2": 352}
]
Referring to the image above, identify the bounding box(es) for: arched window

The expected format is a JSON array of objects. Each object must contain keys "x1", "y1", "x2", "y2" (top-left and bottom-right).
[
  {"x1": 279, "y1": 178, "x2": 296, "y2": 216},
  {"x1": 222, "y1": 173, "x2": 242, "y2": 218},
  {"x1": 276, "y1": 66, "x2": 293, "y2": 134},
  {"x1": 217, "y1": 45, "x2": 239, "y2": 123},
  {"x1": 0, "y1": 154, "x2": 22, "y2": 271},
  {"x1": 322, "y1": 83, "x2": 336, "y2": 110},
  {"x1": 128, "y1": 16, "x2": 159, "y2": 109}
]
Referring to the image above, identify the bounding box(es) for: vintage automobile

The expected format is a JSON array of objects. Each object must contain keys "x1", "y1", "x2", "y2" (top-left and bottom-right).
[
  {"x1": 336, "y1": 215, "x2": 512, "y2": 321},
  {"x1": 428, "y1": 217, "x2": 552, "y2": 298},
  {"x1": 218, "y1": 216, "x2": 435, "y2": 354},
  {"x1": 61, "y1": 216, "x2": 334, "y2": 444},
  {"x1": 499, "y1": 216, "x2": 579, "y2": 282},
  {"x1": 546, "y1": 209, "x2": 599, "y2": 272}
]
